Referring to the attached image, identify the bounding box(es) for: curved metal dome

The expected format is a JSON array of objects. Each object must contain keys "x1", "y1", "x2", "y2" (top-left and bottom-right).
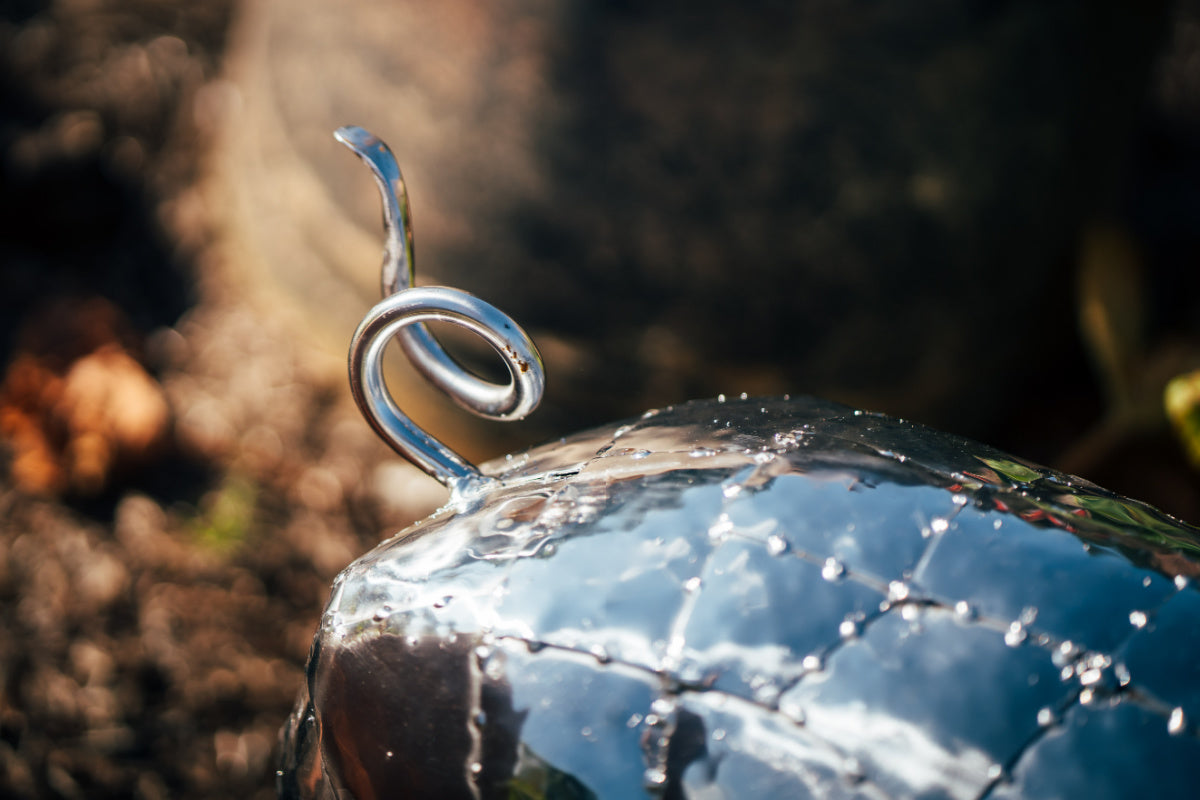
[{"x1": 280, "y1": 395, "x2": 1200, "y2": 800}]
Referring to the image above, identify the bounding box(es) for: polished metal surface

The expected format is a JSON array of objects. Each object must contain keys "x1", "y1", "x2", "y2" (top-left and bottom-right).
[
  {"x1": 339, "y1": 126, "x2": 545, "y2": 488},
  {"x1": 336, "y1": 125, "x2": 542, "y2": 422},
  {"x1": 348, "y1": 286, "x2": 544, "y2": 489},
  {"x1": 279, "y1": 396, "x2": 1200, "y2": 800}
]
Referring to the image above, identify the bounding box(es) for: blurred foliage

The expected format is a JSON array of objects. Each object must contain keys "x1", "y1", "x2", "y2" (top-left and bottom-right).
[
  {"x1": 1165, "y1": 369, "x2": 1200, "y2": 469},
  {"x1": 188, "y1": 472, "x2": 258, "y2": 553}
]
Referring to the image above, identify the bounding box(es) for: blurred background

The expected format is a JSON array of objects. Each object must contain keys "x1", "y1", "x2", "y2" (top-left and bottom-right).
[{"x1": 1, "y1": 0, "x2": 1198, "y2": 797}]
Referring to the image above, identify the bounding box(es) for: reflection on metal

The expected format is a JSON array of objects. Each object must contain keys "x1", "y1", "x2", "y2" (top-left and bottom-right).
[
  {"x1": 332, "y1": 127, "x2": 417, "y2": 300},
  {"x1": 338, "y1": 127, "x2": 544, "y2": 489},
  {"x1": 281, "y1": 395, "x2": 1200, "y2": 800}
]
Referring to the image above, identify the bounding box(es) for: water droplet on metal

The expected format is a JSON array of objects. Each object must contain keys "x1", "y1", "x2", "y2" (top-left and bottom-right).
[
  {"x1": 708, "y1": 514, "x2": 735, "y2": 542},
  {"x1": 641, "y1": 696, "x2": 678, "y2": 793},
  {"x1": 821, "y1": 558, "x2": 846, "y2": 582},
  {"x1": 1004, "y1": 621, "x2": 1028, "y2": 647},
  {"x1": 754, "y1": 682, "x2": 782, "y2": 706},
  {"x1": 1037, "y1": 707, "x2": 1059, "y2": 727},
  {"x1": 1052, "y1": 641, "x2": 1081, "y2": 668},
  {"x1": 689, "y1": 447, "x2": 718, "y2": 458},
  {"x1": 650, "y1": 697, "x2": 676, "y2": 718},
  {"x1": 1115, "y1": 662, "x2": 1132, "y2": 687},
  {"x1": 773, "y1": 431, "x2": 800, "y2": 448},
  {"x1": 643, "y1": 767, "x2": 668, "y2": 788}
]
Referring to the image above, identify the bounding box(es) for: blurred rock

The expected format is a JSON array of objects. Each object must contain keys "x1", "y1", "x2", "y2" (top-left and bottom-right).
[{"x1": 0, "y1": 298, "x2": 170, "y2": 495}]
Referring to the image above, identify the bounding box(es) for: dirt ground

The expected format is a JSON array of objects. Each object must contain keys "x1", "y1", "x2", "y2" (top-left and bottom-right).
[
  {"x1": 0, "y1": 2, "x2": 1198, "y2": 799},
  {"x1": 0, "y1": 3, "x2": 449, "y2": 797}
]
